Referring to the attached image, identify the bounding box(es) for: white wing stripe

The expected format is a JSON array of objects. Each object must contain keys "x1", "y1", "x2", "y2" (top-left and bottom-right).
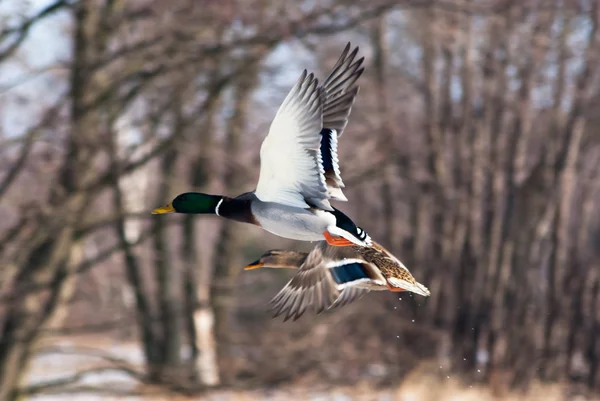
[{"x1": 325, "y1": 259, "x2": 367, "y2": 269}]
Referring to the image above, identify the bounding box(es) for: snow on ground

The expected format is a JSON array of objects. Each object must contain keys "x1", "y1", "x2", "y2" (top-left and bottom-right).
[{"x1": 24, "y1": 336, "x2": 596, "y2": 401}]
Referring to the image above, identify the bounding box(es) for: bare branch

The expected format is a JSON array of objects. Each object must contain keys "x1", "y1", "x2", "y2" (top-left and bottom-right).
[{"x1": 0, "y1": 0, "x2": 72, "y2": 63}]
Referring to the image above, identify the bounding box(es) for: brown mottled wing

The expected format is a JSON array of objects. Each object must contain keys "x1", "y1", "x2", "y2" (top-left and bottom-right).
[
  {"x1": 329, "y1": 286, "x2": 369, "y2": 309},
  {"x1": 269, "y1": 244, "x2": 340, "y2": 322}
]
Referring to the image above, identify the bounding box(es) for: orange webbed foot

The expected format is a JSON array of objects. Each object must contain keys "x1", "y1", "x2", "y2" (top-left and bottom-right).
[{"x1": 323, "y1": 231, "x2": 355, "y2": 247}]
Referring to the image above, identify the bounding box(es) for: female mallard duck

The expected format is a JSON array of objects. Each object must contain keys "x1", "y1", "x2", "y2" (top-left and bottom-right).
[
  {"x1": 244, "y1": 240, "x2": 430, "y2": 321},
  {"x1": 152, "y1": 43, "x2": 370, "y2": 247}
]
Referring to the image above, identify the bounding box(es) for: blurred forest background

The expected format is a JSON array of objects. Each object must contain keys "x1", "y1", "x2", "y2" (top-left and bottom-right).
[{"x1": 1, "y1": 0, "x2": 600, "y2": 400}]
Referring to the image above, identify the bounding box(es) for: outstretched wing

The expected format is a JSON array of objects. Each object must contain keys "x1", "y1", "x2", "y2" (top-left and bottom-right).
[
  {"x1": 269, "y1": 242, "x2": 375, "y2": 321},
  {"x1": 322, "y1": 43, "x2": 364, "y2": 137},
  {"x1": 269, "y1": 243, "x2": 340, "y2": 321},
  {"x1": 319, "y1": 43, "x2": 365, "y2": 200},
  {"x1": 255, "y1": 70, "x2": 331, "y2": 211}
]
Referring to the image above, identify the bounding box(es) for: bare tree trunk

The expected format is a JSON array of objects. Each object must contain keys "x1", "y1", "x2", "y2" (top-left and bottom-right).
[
  {"x1": 0, "y1": 233, "x2": 75, "y2": 401},
  {"x1": 108, "y1": 129, "x2": 162, "y2": 381},
  {"x1": 435, "y1": 8, "x2": 457, "y2": 317},
  {"x1": 544, "y1": 3, "x2": 598, "y2": 380},
  {"x1": 37, "y1": 242, "x2": 82, "y2": 338},
  {"x1": 414, "y1": 7, "x2": 444, "y2": 325},
  {"x1": 210, "y1": 59, "x2": 261, "y2": 383},
  {"x1": 576, "y1": 162, "x2": 600, "y2": 386},
  {"x1": 468, "y1": 11, "x2": 500, "y2": 328},
  {"x1": 152, "y1": 145, "x2": 183, "y2": 378},
  {"x1": 488, "y1": 3, "x2": 554, "y2": 382},
  {"x1": 371, "y1": 15, "x2": 397, "y2": 250},
  {"x1": 182, "y1": 86, "x2": 223, "y2": 387},
  {"x1": 452, "y1": 1, "x2": 475, "y2": 363},
  {"x1": 0, "y1": 3, "x2": 97, "y2": 398}
]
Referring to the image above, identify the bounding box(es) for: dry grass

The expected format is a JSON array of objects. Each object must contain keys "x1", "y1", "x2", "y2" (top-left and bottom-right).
[
  {"x1": 27, "y1": 344, "x2": 600, "y2": 401},
  {"x1": 393, "y1": 362, "x2": 597, "y2": 401},
  {"x1": 25, "y1": 336, "x2": 600, "y2": 401},
  {"x1": 124, "y1": 378, "x2": 597, "y2": 401}
]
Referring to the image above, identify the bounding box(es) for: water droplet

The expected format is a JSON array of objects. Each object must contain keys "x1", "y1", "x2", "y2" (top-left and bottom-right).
[
  {"x1": 463, "y1": 358, "x2": 467, "y2": 361},
  {"x1": 439, "y1": 366, "x2": 443, "y2": 369},
  {"x1": 447, "y1": 376, "x2": 450, "y2": 379},
  {"x1": 411, "y1": 319, "x2": 415, "y2": 323},
  {"x1": 477, "y1": 369, "x2": 481, "y2": 373},
  {"x1": 399, "y1": 297, "x2": 402, "y2": 300}
]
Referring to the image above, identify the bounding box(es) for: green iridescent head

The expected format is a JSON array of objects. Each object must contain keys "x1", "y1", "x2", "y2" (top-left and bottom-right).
[{"x1": 152, "y1": 192, "x2": 223, "y2": 215}]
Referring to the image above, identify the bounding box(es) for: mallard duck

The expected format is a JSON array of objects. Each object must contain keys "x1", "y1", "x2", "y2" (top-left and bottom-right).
[
  {"x1": 152, "y1": 43, "x2": 370, "y2": 247},
  {"x1": 244, "y1": 240, "x2": 430, "y2": 321}
]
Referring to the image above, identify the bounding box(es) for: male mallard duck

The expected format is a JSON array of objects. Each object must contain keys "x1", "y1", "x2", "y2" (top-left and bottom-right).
[
  {"x1": 152, "y1": 43, "x2": 370, "y2": 247},
  {"x1": 244, "y1": 240, "x2": 430, "y2": 321}
]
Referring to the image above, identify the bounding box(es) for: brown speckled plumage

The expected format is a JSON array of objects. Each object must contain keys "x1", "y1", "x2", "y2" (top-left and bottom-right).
[
  {"x1": 245, "y1": 240, "x2": 430, "y2": 321},
  {"x1": 350, "y1": 241, "x2": 418, "y2": 287}
]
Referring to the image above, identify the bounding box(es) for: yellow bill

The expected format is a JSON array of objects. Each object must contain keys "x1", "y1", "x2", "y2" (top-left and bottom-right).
[{"x1": 152, "y1": 203, "x2": 175, "y2": 214}]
